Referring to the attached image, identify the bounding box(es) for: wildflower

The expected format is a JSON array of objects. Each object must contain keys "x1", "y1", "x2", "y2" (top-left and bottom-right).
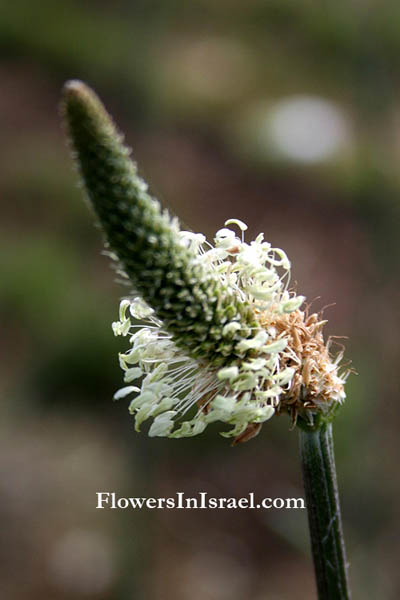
[{"x1": 62, "y1": 81, "x2": 348, "y2": 444}]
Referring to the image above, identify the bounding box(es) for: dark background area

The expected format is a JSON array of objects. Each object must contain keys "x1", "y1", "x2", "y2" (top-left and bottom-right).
[{"x1": 1, "y1": 1, "x2": 399, "y2": 598}]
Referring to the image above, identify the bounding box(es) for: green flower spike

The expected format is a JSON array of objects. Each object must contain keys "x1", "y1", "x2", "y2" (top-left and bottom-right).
[{"x1": 62, "y1": 81, "x2": 348, "y2": 443}]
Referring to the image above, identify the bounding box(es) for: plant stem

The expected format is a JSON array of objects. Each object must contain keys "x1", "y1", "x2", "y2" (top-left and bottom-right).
[{"x1": 299, "y1": 422, "x2": 351, "y2": 599}]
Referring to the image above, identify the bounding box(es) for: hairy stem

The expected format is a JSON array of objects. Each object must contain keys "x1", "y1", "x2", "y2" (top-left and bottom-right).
[{"x1": 299, "y1": 422, "x2": 351, "y2": 599}]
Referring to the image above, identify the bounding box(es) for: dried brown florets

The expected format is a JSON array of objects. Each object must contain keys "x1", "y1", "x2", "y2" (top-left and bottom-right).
[
  {"x1": 200, "y1": 306, "x2": 348, "y2": 444},
  {"x1": 258, "y1": 307, "x2": 348, "y2": 425}
]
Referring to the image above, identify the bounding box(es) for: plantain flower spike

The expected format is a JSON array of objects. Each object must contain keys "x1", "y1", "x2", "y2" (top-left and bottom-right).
[{"x1": 62, "y1": 80, "x2": 348, "y2": 444}]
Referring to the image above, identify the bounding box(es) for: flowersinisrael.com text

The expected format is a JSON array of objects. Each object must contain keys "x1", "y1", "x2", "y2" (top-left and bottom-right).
[{"x1": 96, "y1": 492, "x2": 305, "y2": 510}]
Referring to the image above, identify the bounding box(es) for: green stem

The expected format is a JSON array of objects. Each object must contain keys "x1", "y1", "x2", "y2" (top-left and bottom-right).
[{"x1": 299, "y1": 422, "x2": 351, "y2": 599}]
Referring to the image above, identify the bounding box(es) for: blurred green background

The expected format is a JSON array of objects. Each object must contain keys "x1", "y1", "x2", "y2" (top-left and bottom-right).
[{"x1": 1, "y1": 1, "x2": 399, "y2": 598}]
